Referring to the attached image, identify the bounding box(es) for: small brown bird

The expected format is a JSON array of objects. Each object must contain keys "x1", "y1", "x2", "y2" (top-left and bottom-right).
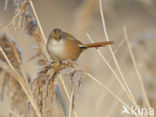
[{"x1": 47, "y1": 28, "x2": 113, "y2": 61}]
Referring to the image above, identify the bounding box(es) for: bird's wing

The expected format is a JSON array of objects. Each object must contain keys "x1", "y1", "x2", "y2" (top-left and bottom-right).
[{"x1": 63, "y1": 32, "x2": 85, "y2": 47}]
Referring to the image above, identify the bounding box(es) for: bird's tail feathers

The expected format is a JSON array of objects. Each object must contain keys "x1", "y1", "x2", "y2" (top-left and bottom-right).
[{"x1": 84, "y1": 41, "x2": 113, "y2": 48}]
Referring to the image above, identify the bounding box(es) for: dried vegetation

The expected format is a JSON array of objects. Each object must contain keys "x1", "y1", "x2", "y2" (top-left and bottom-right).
[{"x1": 0, "y1": 0, "x2": 156, "y2": 117}]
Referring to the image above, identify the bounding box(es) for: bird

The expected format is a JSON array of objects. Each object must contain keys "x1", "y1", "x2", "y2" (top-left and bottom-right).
[{"x1": 47, "y1": 28, "x2": 113, "y2": 61}]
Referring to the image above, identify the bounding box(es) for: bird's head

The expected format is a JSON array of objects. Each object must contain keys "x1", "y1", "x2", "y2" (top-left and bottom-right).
[{"x1": 49, "y1": 28, "x2": 63, "y2": 41}]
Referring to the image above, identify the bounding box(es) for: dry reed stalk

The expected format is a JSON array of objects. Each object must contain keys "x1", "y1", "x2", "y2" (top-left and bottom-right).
[
  {"x1": 22, "y1": 2, "x2": 81, "y2": 117},
  {"x1": 0, "y1": 5, "x2": 43, "y2": 113},
  {"x1": 1, "y1": 0, "x2": 30, "y2": 31},
  {"x1": 68, "y1": 91, "x2": 74, "y2": 117},
  {"x1": 9, "y1": 110, "x2": 21, "y2": 117},
  {"x1": 62, "y1": 61, "x2": 134, "y2": 116},
  {"x1": 94, "y1": 78, "x2": 116, "y2": 114},
  {"x1": 68, "y1": 69, "x2": 82, "y2": 96},
  {"x1": 0, "y1": 35, "x2": 29, "y2": 117},
  {"x1": 0, "y1": 60, "x2": 41, "y2": 117},
  {"x1": 4, "y1": 0, "x2": 8, "y2": 10},
  {"x1": 29, "y1": 0, "x2": 50, "y2": 60},
  {"x1": 29, "y1": 0, "x2": 47, "y2": 45},
  {"x1": 82, "y1": 71, "x2": 134, "y2": 113},
  {"x1": 123, "y1": 26, "x2": 151, "y2": 109},
  {"x1": 75, "y1": 76, "x2": 82, "y2": 97},
  {"x1": 31, "y1": 61, "x2": 75, "y2": 117},
  {"x1": 24, "y1": 11, "x2": 78, "y2": 116},
  {"x1": 1, "y1": 0, "x2": 86, "y2": 117},
  {"x1": 2, "y1": 1, "x2": 56, "y2": 116},
  {"x1": 105, "y1": 91, "x2": 124, "y2": 117},
  {"x1": 2, "y1": 0, "x2": 49, "y2": 65},
  {"x1": 131, "y1": 33, "x2": 156, "y2": 85},
  {"x1": 8, "y1": 1, "x2": 80, "y2": 117},
  {"x1": 1, "y1": 1, "x2": 146, "y2": 117},
  {"x1": 130, "y1": 34, "x2": 156, "y2": 113},
  {"x1": 2, "y1": 0, "x2": 77, "y2": 115},
  {"x1": 31, "y1": 67, "x2": 56, "y2": 117},
  {"x1": 98, "y1": 0, "x2": 140, "y2": 113},
  {"x1": 86, "y1": 33, "x2": 139, "y2": 109},
  {"x1": 58, "y1": 74, "x2": 79, "y2": 117},
  {"x1": 108, "y1": 38, "x2": 125, "y2": 62},
  {"x1": 22, "y1": 11, "x2": 56, "y2": 117},
  {"x1": 137, "y1": 96, "x2": 156, "y2": 113},
  {"x1": 22, "y1": 12, "x2": 48, "y2": 65},
  {"x1": 70, "y1": 64, "x2": 139, "y2": 115}
]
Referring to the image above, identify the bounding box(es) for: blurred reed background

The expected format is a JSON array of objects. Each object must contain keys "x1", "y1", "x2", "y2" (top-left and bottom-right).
[{"x1": 0, "y1": 0, "x2": 156, "y2": 117}]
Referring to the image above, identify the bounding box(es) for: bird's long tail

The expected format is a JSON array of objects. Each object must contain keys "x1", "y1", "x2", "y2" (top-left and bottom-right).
[{"x1": 85, "y1": 41, "x2": 113, "y2": 48}]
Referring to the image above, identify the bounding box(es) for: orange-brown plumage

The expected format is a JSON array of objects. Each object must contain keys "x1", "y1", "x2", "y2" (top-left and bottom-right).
[
  {"x1": 47, "y1": 28, "x2": 114, "y2": 61},
  {"x1": 85, "y1": 41, "x2": 113, "y2": 48}
]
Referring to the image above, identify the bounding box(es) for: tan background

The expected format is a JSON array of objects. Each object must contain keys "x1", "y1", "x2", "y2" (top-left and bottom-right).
[{"x1": 0, "y1": 0, "x2": 156, "y2": 117}]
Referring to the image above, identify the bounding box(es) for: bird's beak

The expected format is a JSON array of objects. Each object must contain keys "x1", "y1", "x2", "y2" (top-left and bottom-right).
[{"x1": 54, "y1": 36, "x2": 61, "y2": 41}]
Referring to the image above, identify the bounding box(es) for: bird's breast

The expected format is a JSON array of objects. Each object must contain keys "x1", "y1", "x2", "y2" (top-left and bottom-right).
[
  {"x1": 47, "y1": 38, "x2": 81, "y2": 60},
  {"x1": 47, "y1": 39, "x2": 66, "y2": 60}
]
